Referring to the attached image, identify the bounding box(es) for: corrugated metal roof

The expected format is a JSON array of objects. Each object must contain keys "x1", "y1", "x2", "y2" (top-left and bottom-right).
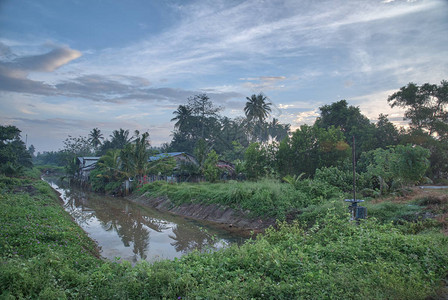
[
  {"x1": 77, "y1": 157, "x2": 101, "y2": 168},
  {"x1": 148, "y1": 152, "x2": 188, "y2": 162}
]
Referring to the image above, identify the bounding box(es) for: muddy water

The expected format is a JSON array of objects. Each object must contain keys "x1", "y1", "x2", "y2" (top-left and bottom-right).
[{"x1": 46, "y1": 178, "x2": 245, "y2": 264}]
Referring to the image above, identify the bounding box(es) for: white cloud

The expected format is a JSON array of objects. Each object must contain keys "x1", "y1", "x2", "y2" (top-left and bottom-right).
[{"x1": 349, "y1": 89, "x2": 409, "y2": 127}]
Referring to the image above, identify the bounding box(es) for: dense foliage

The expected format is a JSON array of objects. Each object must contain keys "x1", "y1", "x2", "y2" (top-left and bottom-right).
[
  {"x1": 0, "y1": 125, "x2": 33, "y2": 176},
  {"x1": 1, "y1": 174, "x2": 448, "y2": 299},
  {"x1": 0, "y1": 174, "x2": 100, "y2": 298}
]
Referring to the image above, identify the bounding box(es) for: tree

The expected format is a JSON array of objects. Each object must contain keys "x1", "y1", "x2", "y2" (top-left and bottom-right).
[
  {"x1": 62, "y1": 135, "x2": 92, "y2": 157},
  {"x1": 315, "y1": 100, "x2": 376, "y2": 155},
  {"x1": 0, "y1": 125, "x2": 32, "y2": 175},
  {"x1": 132, "y1": 131, "x2": 151, "y2": 180},
  {"x1": 374, "y1": 114, "x2": 400, "y2": 149},
  {"x1": 244, "y1": 142, "x2": 268, "y2": 180},
  {"x1": 268, "y1": 118, "x2": 290, "y2": 142},
  {"x1": 61, "y1": 134, "x2": 92, "y2": 177},
  {"x1": 169, "y1": 94, "x2": 223, "y2": 152},
  {"x1": 28, "y1": 144, "x2": 35, "y2": 158},
  {"x1": 361, "y1": 144, "x2": 430, "y2": 192},
  {"x1": 171, "y1": 105, "x2": 193, "y2": 133},
  {"x1": 203, "y1": 150, "x2": 220, "y2": 182},
  {"x1": 244, "y1": 93, "x2": 272, "y2": 124},
  {"x1": 109, "y1": 128, "x2": 131, "y2": 149},
  {"x1": 244, "y1": 94, "x2": 272, "y2": 143},
  {"x1": 194, "y1": 139, "x2": 209, "y2": 170},
  {"x1": 275, "y1": 124, "x2": 349, "y2": 178},
  {"x1": 90, "y1": 149, "x2": 125, "y2": 193},
  {"x1": 88, "y1": 128, "x2": 104, "y2": 150},
  {"x1": 388, "y1": 80, "x2": 448, "y2": 138},
  {"x1": 392, "y1": 144, "x2": 430, "y2": 184},
  {"x1": 187, "y1": 93, "x2": 222, "y2": 140}
]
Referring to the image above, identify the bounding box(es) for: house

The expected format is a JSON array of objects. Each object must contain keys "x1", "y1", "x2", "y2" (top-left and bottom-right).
[
  {"x1": 76, "y1": 157, "x2": 100, "y2": 182},
  {"x1": 148, "y1": 152, "x2": 197, "y2": 164},
  {"x1": 147, "y1": 152, "x2": 198, "y2": 183}
]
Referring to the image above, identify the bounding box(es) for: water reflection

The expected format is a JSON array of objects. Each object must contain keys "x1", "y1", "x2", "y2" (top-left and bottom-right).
[{"x1": 46, "y1": 178, "x2": 243, "y2": 263}]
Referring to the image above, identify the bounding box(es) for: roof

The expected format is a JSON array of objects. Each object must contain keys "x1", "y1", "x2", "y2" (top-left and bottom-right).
[
  {"x1": 77, "y1": 156, "x2": 101, "y2": 162},
  {"x1": 148, "y1": 152, "x2": 194, "y2": 162},
  {"x1": 77, "y1": 157, "x2": 100, "y2": 169}
]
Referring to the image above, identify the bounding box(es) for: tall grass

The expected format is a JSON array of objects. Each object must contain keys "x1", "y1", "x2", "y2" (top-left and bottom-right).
[{"x1": 136, "y1": 179, "x2": 344, "y2": 220}]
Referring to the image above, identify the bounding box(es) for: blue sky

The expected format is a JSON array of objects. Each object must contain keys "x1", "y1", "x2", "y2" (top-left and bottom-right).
[{"x1": 0, "y1": 0, "x2": 447, "y2": 152}]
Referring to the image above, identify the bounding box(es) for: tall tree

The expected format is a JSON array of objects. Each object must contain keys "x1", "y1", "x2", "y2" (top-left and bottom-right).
[
  {"x1": 244, "y1": 93, "x2": 272, "y2": 142},
  {"x1": 374, "y1": 114, "x2": 400, "y2": 149},
  {"x1": 132, "y1": 131, "x2": 151, "y2": 179},
  {"x1": 0, "y1": 125, "x2": 32, "y2": 175},
  {"x1": 244, "y1": 93, "x2": 272, "y2": 124},
  {"x1": 388, "y1": 80, "x2": 448, "y2": 138},
  {"x1": 171, "y1": 105, "x2": 193, "y2": 133},
  {"x1": 268, "y1": 118, "x2": 290, "y2": 142},
  {"x1": 88, "y1": 128, "x2": 104, "y2": 150},
  {"x1": 276, "y1": 124, "x2": 349, "y2": 178},
  {"x1": 187, "y1": 94, "x2": 222, "y2": 140},
  {"x1": 315, "y1": 100, "x2": 376, "y2": 155},
  {"x1": 110, "y1": 128, "x2": 131, "y2": 149}
]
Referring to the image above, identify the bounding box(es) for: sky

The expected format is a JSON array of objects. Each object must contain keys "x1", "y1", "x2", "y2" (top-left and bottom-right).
[{"x1": 0, "y1": 0, "x2": 447, "y2": 152}]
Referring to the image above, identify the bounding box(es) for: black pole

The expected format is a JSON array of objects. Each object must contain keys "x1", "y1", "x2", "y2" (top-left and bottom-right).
[{"x1": 352, "y1": 135, "x2": 356, "y2": 202}]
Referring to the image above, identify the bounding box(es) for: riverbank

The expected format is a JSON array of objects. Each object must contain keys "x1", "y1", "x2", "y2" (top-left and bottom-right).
[
  {"x1": 2, "y1": 174, "x2": 448, "y2": 298},
  {"x1": 129, "y1": 180, "x2": 448, "y2": 236},
  {"x1": 128, "y1": 193, "x2": 276, "y2": 237},
  {"x1": 0, "y1": 174, "x2": 102, "y2": 298}
]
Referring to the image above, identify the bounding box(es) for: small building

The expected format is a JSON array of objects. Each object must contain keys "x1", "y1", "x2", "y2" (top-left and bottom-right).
[
  {"x1": 217, "y1": 160, "x2": 236, "y2": 179},
  {"x1": 76, "y1": 157, "x2": 100, "y2": 182},
  {"x1": 148, "y1": 152, "x2": 197, "y2": 164},
  {"x1": 147, "y1": 152, "x2": 198, "y2": 183}
]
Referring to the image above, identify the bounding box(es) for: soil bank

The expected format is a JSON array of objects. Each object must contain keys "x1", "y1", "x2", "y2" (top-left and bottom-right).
[{"x1": 128, "y1": 193, "x2": 276, "y2": 237}]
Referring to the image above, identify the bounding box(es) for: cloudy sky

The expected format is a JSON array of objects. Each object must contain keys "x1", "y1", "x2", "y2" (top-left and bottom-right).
[{"x1": 0, "y1": 0, "x2": 447, "y2": 152}]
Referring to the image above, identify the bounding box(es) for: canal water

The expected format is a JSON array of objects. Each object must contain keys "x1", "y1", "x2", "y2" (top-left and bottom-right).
[{"x1": 45, "y1": 178, "x2": 245, "y2": 264}]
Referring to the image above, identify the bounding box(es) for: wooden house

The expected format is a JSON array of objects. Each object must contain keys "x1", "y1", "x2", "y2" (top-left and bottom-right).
[{"x1": 76, "y1": 157, "x2": 100, "y2": 183}]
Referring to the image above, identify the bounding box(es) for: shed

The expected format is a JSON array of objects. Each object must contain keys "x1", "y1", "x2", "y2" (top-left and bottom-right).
[{"x1": 77, "y1": 157, "x2": 100, "y2": 182}]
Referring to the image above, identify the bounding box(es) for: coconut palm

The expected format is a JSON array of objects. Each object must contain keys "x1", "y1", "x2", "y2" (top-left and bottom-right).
[
  {"x1": 88, "y1": 128, "x2": 104, "y2": 150},
  {"x1": 171, "y1": 105, "x2": 193, "y2": 132},
  {"x1": 110, "y1": 128, "x2": 131, "y2": 149},
  {"x1": 269, "y1": 118, "x2": 291, "y2": 142},
  {"x1": 132, "y1": 131, "x2": 150, "y2": 179},
  {"x1": 244, "y1": 93, "x2": 272, "y2": 124}
]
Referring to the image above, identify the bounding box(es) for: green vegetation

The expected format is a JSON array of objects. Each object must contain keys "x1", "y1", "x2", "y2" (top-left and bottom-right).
[
  {"x1": 2, "y1": 174, "x2": 448, "y2": 298},
  {"x1": 0, "y1": 125, "x2": 33, "y2": 176},
  {"x1": 0, "y1": 175, "x2": 100, "y2": 298},
  {"x1": 136, "y1": 178, "x2": 343, "y2": 220},
  {"x1": 3, "y1": 81, "x2": 448, "y2": 297}
]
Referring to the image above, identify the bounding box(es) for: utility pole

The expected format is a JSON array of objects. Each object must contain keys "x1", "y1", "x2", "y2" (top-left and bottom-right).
[{"x1": 345, "y1": 136, "x2": 367, "y2": 221}]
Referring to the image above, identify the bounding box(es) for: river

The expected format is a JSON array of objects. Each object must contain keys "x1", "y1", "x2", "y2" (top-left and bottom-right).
[{"x1": 45, "y1": 178, "x2": 245, "y2": 264}]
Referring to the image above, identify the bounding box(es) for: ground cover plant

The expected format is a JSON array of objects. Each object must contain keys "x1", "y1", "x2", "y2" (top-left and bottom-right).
[
  {"x1": 1, "y1": 174, "x2": 448, "y2": 299},
  {"x1": 135, "y1": 178, "x2": 343, "y2": 220},
  {"x1": 0, "y1": 174, "x2": 101, "y2": 298}
]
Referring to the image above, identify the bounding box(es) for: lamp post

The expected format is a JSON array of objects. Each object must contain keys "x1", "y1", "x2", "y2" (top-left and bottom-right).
[{"x1": 345, "y1": 136, "x2": 367, "y2": 221}]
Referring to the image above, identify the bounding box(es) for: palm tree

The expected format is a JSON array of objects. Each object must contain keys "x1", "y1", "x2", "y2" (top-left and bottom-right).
[
  {"x1": 267, "y1": 118, "x2": 290, "y2": 142},
  {"x1": 97, "y1": 149, "x2": 123, "y2": 181},
  {"x1": 171, "y1": 105, "x2": 193, "y2": 132},
  {"x1": 132, "y1": 131, "x2": 150, "y2": 179},
  {"x1": 88, "y1": 128, "x2": 104, "y2": 150},
  {"x1": 110, "y1": 128, "x2": 131, "y2": 149},
  {"x1": 244, "y1": 93, "x2": 272, "y2": 124}
]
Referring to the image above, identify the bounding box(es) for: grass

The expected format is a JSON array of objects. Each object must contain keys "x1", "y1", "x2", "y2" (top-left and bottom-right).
[
  {"x1": 1, "y1": 174, "x2": 448, "y2": 298},
  {"x1": 136, "y1": 179, "x2": 343, "y2": 220},
  {"x1": 0, "y1": 174, "x2": 101, "y2": 298}
]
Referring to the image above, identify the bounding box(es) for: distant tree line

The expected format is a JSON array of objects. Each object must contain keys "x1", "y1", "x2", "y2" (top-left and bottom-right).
[{"x1": 25, "y1": 80, "x2": 448, "y2": 195}]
